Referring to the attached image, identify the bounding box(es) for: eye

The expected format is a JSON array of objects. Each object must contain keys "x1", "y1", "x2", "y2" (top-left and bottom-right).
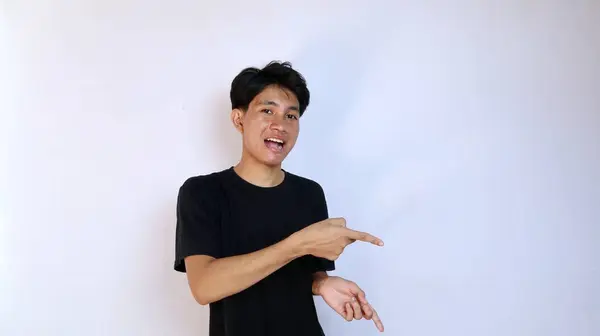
[
  {"x1": 286, "y1": 114, "x2": 298, "y2": 120},
  {"x1": 261, "y1": 109, "x2": 273, "y2": 114}
]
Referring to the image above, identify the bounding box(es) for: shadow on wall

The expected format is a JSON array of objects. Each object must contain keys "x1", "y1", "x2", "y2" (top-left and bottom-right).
[
  {"x1": 293, "y1": 33, "x2": 375, "y2": 226},
  {"x1": 293, "y1": 34, "x2": 369, "y2": 169},
  {"x1": 291, "y1": 32, "x2": 383, "y2": 333},
  {"x1": 292, "y1": 30, "x2": 389, "y2": 205}
]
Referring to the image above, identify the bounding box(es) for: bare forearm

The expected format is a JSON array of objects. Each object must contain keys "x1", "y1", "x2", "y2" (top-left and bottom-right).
[{"x1": 191, "y1": 237, "x2": 304, "y2": 304}]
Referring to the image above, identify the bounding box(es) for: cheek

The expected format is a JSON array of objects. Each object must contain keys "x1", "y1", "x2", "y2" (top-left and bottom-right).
[
  {"x1": 289, "y1": 124, "x2": 300, "y2": 141},
  {"x1": 242, "y1": 121, "x2": 267, "y2": 142}
]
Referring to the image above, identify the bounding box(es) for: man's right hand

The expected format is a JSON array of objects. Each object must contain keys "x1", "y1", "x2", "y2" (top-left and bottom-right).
[{"x1": 290, "y1": 218, "x2": 384, "y2": 261}]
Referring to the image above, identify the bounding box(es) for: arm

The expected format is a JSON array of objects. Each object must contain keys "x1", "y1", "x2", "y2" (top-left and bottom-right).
[
  {"x1": 175, "y1": 178, "x2": 375, "y2": 305},
  {"x1": 175, "y1": 178, "x2": 324, "y2": 305},
  {"x1": 313, "y1": 274, "x2": 385, "y2": 332},
  {"x1": 185, "y1": 236, "x2": 304, "y2": 305},
  {"x1": 310, "y1": 182, "x2": 336, "y2": 295},
  {"x1": 312, "y1": 271, "x2": 329, "y2": 295}
]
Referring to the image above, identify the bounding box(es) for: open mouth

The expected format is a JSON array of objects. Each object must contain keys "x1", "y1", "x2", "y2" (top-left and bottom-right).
[{"x1": 264, "y1": 137, "x2": 285, "y2": 152}]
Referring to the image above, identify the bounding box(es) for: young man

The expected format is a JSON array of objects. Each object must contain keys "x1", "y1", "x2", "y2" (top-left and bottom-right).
[{"x1": 174, "y1": 61, "x2": 385, "y2": 336}]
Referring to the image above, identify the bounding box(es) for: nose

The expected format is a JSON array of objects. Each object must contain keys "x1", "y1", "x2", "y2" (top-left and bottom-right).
[{"x1": 269, "y1": 120, "x2": 286, "y2": 132}]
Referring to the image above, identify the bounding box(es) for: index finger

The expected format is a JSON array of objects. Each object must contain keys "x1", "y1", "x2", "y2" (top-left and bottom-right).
[
  {"x1": 370, "y1": 306, "x2": 384, "y2": 332},
  {"x1": 343, "y1": 228, "x2": 384, "y2": 246}
]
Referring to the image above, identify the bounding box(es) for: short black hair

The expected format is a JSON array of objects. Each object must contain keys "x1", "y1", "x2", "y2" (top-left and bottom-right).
[{"x1": 230, "y1": 61, "x2": 310, "y2": 116}]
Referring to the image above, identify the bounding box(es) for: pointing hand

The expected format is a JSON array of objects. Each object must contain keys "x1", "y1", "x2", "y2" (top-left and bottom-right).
[{"x1": 292, "y1": 217, "x2": 383, "y2": 261}]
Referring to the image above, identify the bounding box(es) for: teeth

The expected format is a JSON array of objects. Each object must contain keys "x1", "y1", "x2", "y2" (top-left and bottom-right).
[{"x1": 266, "y1": 138, "x2": 284, "y2": 144}]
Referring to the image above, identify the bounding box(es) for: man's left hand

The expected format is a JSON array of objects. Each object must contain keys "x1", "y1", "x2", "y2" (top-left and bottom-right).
[{"x1": 315, "y1": 275, "x2": 384, "y2": 332}]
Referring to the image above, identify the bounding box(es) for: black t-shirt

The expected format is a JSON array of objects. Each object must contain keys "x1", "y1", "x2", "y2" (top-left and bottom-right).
[{"x1": 174, "y1": 167, "x2": 335, "y2": 336}]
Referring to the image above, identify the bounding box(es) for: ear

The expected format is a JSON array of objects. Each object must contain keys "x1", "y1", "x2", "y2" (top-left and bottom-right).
[{"x1": 230, "y1": 108, "x2": 244, "y2": 133}]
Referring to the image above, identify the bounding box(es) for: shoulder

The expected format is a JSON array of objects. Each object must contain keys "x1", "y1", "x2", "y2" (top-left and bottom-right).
[
  {"x1": 284, "y1": 171, "x2": 329, "y2": 217},
  {"x1": 284, "y1": 171, "x2": 325, "y2": 196},
  {"x1": 178, "y1": 169, "x2": 228, "y2": 200}
]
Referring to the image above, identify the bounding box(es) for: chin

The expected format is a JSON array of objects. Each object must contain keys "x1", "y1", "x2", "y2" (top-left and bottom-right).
[
  {"x1": 261, "y1": 156, "x2": 286, "y2": 167},
  {"x1": 245, "y1": 143, "x2": 292, "y2": 167}
]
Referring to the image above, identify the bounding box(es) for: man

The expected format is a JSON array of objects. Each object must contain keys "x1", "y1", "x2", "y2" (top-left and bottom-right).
[{"x1": 174, "y1": 61, "x2": 385, "y2": 336}]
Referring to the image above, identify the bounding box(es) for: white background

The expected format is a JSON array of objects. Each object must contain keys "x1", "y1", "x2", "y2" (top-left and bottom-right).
[{"x1": 1, "y1": 1, "x2": 599, "y2": 335}]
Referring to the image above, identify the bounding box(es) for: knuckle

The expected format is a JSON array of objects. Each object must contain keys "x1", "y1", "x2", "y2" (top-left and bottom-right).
[{"x1": 330, "y1": 217, "x2": 344, "y2": 226}]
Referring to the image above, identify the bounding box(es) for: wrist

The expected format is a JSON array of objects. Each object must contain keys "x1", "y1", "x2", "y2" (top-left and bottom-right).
[
  {"x1": 312, "y1": 272, "x2": 329, "y2": 295},
  {"x1": 281, "y1": 233, "x2": 308, "y2": 260}
]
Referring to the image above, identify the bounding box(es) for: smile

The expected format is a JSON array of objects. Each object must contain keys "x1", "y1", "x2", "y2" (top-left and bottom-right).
[{"x1": 264, "y1": 137, "x2": 285, "y2": 152}]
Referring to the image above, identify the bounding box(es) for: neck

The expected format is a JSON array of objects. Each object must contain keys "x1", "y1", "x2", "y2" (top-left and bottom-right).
[{"x1": 234, "y1": 153, "x2": 284, "y2": 188}]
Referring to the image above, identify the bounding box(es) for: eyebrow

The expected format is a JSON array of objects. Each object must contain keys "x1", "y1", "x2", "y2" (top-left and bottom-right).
[{"x1": 259, "y1": 100, "x2": 299, "y2": 111}]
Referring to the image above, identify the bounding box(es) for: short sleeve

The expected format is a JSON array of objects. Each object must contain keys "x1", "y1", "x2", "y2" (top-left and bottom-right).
[
  {"x1": 310, "y1": 182, "x2": 336, "y2": 273},
  {"x1": 174, "y1": 177, "x2": 221, "y2": 273}
]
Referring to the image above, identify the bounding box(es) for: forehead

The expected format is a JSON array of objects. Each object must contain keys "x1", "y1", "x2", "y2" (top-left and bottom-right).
[{"x1": 250, "y1": 85, "x2": 299, "y2": 108}]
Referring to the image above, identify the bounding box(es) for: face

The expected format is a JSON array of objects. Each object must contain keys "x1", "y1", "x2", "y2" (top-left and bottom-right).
[{"x1": 231, "y1": 85, "x2": 300, "y2": 167}]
